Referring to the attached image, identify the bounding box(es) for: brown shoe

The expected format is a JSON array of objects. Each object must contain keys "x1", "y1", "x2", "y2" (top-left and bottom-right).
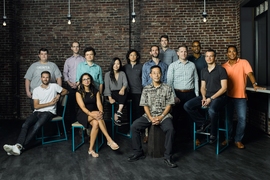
[
  {"x1": 143, "y1": 136, "x2": 148, "y2": 143},
  {"x1": 235, "y1": 142, "x2": 245, "y2": 149},
  {"x1": 221, "y1": 140, "x2": 230, "y2": 146},
  {"x1": 195, "y1": 139, "x2": 201, "y2": 146}
]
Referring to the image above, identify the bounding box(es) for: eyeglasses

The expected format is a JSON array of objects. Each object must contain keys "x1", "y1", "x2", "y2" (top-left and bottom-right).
[{"x1": 82, "y1": 78, "x2": 90, "y2": 81}]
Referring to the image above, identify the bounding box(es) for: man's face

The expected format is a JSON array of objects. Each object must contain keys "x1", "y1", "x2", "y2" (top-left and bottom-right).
[
  {"x1": 38, "y1": 51, "x2": 48, "y2": 62},
  {"x1": 227, "y1": 47, "x2": 237, "y2": 60},
  {"x1": 85, "y1": 51, "x2": 95, "y2": 62},
  {"x1": 177, "y1": 47, "x2": 187, "y2": 60},
  {"x1": 150, "y1": 67, "x2": 161, "y2": 83},
  {"x1": 150, "y1": 46, "x2": 159, "y2": 58},
  {"x1": 205, "y1": 51, "x2": 215, "y2": 64},
  {"x1": 191, "y1": 42, "x2": 201, "y2": 54},
  {"x1": 71, "y1": 42, "x2": 80, "y2": 54},
  {"x1": 129, "y1": 51, "x2": 137, "y2": 63},
  {"x1": 41, "y1": 73, "x2": 50, "y2": 85},
  {"x1": 160, "y1": 37, "x2": 168, "y2": 49}
]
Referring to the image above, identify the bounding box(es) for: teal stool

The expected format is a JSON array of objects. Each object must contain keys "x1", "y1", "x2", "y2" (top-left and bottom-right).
[
  {"x1": 72, "y1": 121, "x2": 104, "y2": 152},
  {"x1": 193, "y1": 106, "x2": 229, "y2": 154}
]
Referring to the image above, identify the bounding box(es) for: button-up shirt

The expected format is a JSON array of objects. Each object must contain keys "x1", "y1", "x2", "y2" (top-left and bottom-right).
[
  {"x1": 167, "y1": 60, "x2": 199, "y2": 96},
  {"x1": 140, "y1": 83, "x2": 175, "y2": 123},
  {"x1": 76, "y1": 61, "x2": 103, "y2": 89},
  {"x1": 159, "y1": 48, "x2": 178, "y2": 66},
  {"x1": 142, "y1": 59, "x2": 168, "y2": 87},
  {"x1": 63, "y1": 55, "x2": 85, "y2": 83}
]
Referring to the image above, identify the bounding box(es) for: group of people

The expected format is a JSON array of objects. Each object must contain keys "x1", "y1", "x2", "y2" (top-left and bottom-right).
[{"x1": 3, "y1": 35, "x2": 266, "y2": 168}]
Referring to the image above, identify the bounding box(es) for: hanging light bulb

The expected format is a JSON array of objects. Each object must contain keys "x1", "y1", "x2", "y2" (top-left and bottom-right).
[
  {"x1": 67, "y1": 0, "x2": 71, "y2": 25},
  {"x1": 131, "y1": 0, "x2": 136, "y2": 23},
  {"x1": 202, "y1": 0, "x2": 207, "y2": 23},
  {"x1": 3, "y1": 0, "x2": 7, "y2": 26}
]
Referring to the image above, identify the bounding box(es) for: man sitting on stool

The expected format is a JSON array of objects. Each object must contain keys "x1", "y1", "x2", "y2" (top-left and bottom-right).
[
  {"x1": 184, "y1": 49, "x2": 227, "y2": 143},
  {"x1": 128, "y1": 65, "x2": 177, "y2": 168}
]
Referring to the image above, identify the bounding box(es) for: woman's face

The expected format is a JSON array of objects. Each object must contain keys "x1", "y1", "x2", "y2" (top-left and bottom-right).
[
  {"x1": 113, "y1": 59, "x2": 121, "y2": 71},
  {"x1": 81, "y1": 75, "x2": 91, "y2": 86}
]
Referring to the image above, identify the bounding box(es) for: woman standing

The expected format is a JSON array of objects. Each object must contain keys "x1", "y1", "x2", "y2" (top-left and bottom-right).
[
  {"x1": 104, "y1": 57, "x2": 128, "y2": 126},
  {"x1": 76, "y1": 73, "x2": 119, "y2": 157}
]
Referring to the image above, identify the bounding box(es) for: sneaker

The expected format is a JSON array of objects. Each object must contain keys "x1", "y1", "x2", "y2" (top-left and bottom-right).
[
  {"x1": 209, "y1": 135, "x2": 216, "y2": 144},
  {"x1": 197, "y1": 121, "x2": 211, "y2": 132},
  {"x1": 3, "y1": 144, "x2": 21, "y2": 156},
  {"x1": 116, "y1": 111, "x2": 123, "y2": 119}
]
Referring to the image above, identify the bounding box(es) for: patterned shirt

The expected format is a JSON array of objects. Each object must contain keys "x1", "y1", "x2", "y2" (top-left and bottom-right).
[
  {"x1": 140, "y1": 83, "x2": 175, "y2": 123},
  {"x1": 167, "y1": 60, "x2": 199, "y2": 96}
]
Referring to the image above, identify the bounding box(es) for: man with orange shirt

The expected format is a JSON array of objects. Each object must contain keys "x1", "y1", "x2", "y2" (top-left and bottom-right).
[{"x1": 222, "y1": 45, "x2": 265, "y2": 149}]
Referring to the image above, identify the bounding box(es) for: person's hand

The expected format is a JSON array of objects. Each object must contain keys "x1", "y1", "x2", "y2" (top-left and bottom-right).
[
  {"x1": 119, "y1": 89, "x2": 125, "y2": 95},
  {"x1": 109, "y1": 98, "x2": 115, "y2": 104},
  {"x1": 26, "y1": 91, "x2": 32, "y2": 98},
  {"x1": 150, "y1": 116, "x2": 161, "y2": 125},
  {"x1": 253, "y1": 85, "x2": 266, "y2": 91},
  {"x1": 174, "y1": 97, "x2": 180, "y2": 104},
  {"x1": 90, "y1": 111, "x2": 103, "y2": 120}
]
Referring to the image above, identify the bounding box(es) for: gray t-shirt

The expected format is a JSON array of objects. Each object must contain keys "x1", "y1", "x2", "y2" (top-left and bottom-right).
[{"x1": 24, "y1": 61, "x2": 62, "y2": 92}]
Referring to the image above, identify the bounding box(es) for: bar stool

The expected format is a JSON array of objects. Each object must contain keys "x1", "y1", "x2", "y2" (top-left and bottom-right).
[
  {"x1": 109, "y1": 100, "x2": 133, "y2": 140},
  {"x1": 71, "y1": 121, "x2": 104, "y2": 152},
  {"x1": 193, "y1": 106, "x2": 229, "y2": 154}
]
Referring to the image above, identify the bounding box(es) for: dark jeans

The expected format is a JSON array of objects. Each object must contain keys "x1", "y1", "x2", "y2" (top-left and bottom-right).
[
  {"x1": 128, "y1": 93, "x2": 143, "y2": 122},
  {"x1": 131, "y1": 116, "x2": 175, "y2": 159},
  {"x1": 17, "y1": 111, "x2": 55, "y2": 147},
  {"x1": 184, "y1": 95, "x2": 227, "y2": 136}
]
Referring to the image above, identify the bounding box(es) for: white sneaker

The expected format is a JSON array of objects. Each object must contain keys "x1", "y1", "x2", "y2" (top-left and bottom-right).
[{"x1": 3, "y1": 144, "x2": 21, "y2": 156}]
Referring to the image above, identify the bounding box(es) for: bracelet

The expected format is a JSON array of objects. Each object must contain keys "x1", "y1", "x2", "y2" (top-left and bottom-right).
[
  {"x1": 210, "y1": 97, "x2": 213, "y2": 101},
  {"x1": 161, "y1": 114, "x2": 165, "y2": 117}
]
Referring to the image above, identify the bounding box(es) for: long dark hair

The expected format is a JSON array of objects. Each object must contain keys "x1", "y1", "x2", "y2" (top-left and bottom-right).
[
  {"x1": 109, "y1": 57, "x2": 122, "y2": 84},
  {"x1": 126, "y1": 49, "x2": 140, "y2": 64},
  {"x1": 77, "y1": 73, "x2": 97, "y2": 99}
]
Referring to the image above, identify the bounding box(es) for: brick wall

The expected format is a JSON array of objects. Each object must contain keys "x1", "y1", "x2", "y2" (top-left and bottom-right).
[{"x1": 0, "y1": 0, "x2": 243, "y2": 120}]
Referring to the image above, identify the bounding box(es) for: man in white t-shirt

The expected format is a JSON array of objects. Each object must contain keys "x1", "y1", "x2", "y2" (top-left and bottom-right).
[{"x1": 3, "y1": 71, "x2": 68, "y2": 156}]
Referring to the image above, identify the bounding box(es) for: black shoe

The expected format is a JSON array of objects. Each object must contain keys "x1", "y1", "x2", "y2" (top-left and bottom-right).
[
  {"x1": 164, "y1": 159, "x2": 177, "y2": 168},
  {"x1": 197, "y1": 121, "x2": 211, "y2": 132},
  {"x1": 128, "y1": 153, "x2": 146, "y2": 162},
  {"x1": 209, "y1": 135, "x2": 217, "y2": 144}
]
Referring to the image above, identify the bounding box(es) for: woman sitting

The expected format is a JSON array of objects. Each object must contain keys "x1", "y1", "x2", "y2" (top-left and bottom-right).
[
  {"x1": 104, "y1": 57, "x2": 128, "y2": 126},
  {"x1": 76, "y1": 73, "x2": 119, "y2": 157}
]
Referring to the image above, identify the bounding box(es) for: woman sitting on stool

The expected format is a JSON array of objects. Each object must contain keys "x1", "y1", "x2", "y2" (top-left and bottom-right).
[
  {"x1": 76, "y1": 73, "x2": 119, "y2": 158},
  {"x1": 104, "y1": 57, "x2": 128, "y2": 126}
]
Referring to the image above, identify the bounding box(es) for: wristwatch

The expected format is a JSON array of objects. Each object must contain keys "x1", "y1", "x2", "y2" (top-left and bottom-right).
[{"x1": 253, "y1": 82, "x2": 258, "y2": 86}]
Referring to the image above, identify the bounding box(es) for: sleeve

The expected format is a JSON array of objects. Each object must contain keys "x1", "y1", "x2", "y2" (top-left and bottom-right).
[
  {"x1": 24, "y1": 64, "x2": 34, "y2": 80},
  {"x1": 76, "y1": 63, "x2": 82, "y2": 82},
  {"x1": 193, "y1": 65, "x2": 199, "y2": 97},
  {"x1": 98, "y1": 66, "x2": 104, "y2": 84},
  {"x1": 103, "y1": 72, "x2": 111, "y2": 97},
  {"x1": 166, "y1": 86, "x2": 175, "y2": 105},
  {"x1": 166, "y1": 64, "x2": 176, "y2": 97},
  {"x1": 121, "y1": 71, "x2": 128, "y2": 87},
  {"x1": 162, "y1": 64, "x2": 168, "y2": 83},
  {"x1": 139, "y1": 87, "x2": 148, "y2": 106},
  {"x1": 172, "y1": 50, "x2": 178, "y2": 62},
  {"x1": 55, "y1": 84, "x2": 63, "y2": 93},
  {"x1": 243, "y1": 60, "x2": 253, "y2": 75},
  {"x1": 53, "y1": 63, "x2": 62, "y2": 79},
  {"x1": 220, "y1": 66, "x2": 228, "y2": 80},
  {"x1": 142, "y1": 64, "x2": 148, "y2": 87},
  {"x1": 32, "y1": 88, "x2": 39, "y2": 100},
  {"x1": 63, "y1": 60, "x2": 69, "y2": 82}
]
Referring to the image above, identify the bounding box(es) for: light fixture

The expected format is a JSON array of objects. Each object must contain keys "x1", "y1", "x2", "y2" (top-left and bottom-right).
[
  {"x1": 131, "y1": 0, "x2": 136, "y2": 23},
  {"x1": 3, "y1": 0, "x2": 7, "y2": 26},
  {"x1": 67, "y1": 0, "x2": 71, "y2": 25},
  {"x1": 202, "y1": 0, "x2": 208, "y2": 22}
]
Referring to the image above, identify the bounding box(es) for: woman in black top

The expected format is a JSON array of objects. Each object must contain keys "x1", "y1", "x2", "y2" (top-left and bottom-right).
[{"x1": 76, "y1": 73, "x2": 119, "y2": 157}]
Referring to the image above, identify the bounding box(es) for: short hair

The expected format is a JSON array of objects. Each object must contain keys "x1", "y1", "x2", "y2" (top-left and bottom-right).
[
  {"x1": 126, "y1": 49, "x2": 140, "y2": 64},
  {"x1": 205, "y1": 48, "x2": 216, "y2": 57},
  {"x1": 160, "y1": 35, "x2": 169, "y2": 41},
  {"x1": 39, "y1": 48, "x2": 49, "y2": 54},
  {"x1": 150, "y1": 65, "x2": 162, "y2": 74},
  {"x1": 71, "y1": 41, "x2": 80, "y2": 47},
  {"x1": 227, "y1": 45, "x2": 238, "y2": 54},
  {"x1": 192, "y1": 40, "x2": 201, "y2": 47},
  {"x1": 41, "y1": 71, "x2": 51, "y2": 78},
  {"x1": 177, "y1": 45, "x2": 188, "y2": 51},
  {"x1": 83, "y1": 46, "x2": 96, "y2": 56},
  {"x1": 150, "y1": 45, "x2": 160, "y2": 52}
]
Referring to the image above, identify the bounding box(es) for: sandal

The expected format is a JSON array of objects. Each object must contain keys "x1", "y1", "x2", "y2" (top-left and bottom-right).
[
  {"x1": 88, "y1": 150, "x2": 99, "y2": 158},
  {"x1": 107, "y1": 141, "x2": 119, "y2": 150}
]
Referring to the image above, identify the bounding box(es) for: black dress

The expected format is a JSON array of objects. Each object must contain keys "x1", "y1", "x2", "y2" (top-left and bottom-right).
[{"x1": 77, "y1": 89, "x2": 99, "y2": 128}]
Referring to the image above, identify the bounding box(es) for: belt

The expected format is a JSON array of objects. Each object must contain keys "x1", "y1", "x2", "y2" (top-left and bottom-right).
[{"x1": 174, "y1": 89, "x2": 194, "y2": 93}]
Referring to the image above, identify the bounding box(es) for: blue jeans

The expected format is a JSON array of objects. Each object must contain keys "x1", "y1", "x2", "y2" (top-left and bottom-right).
[
  {"x1": 184, "y1": 95, "x2": 227, "y2": 136},
  {"x1": 227, "y1": 97, "x2": 247, "y2": 142},
  {"x1": 17, "y1": 111, "x2": 55, "y2": 147}
]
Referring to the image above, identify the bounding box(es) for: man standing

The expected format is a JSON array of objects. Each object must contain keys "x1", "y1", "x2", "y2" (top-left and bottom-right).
[
  {"x1": 184, "y1": 49, "x2": 227, "y2": 143},
  {"x1": 222, "y1": 45, "x2": 265, "y2": 149},
  {"x1": 63, "y1": 41, "x2": 85, "y2": 126},
  {"x1": 167, "y1": 45, "x2": 199, "y2": 134},
  {"x1": 142, "y1": 45, "x2": 168, "y2": 87},
  {"x1": 76, "y1": 46, "x2": 103, "y2": 94},
  {"x1": 159, "y1": 35, "x2": 178, "y2": 66},
  {"x1": 4, "y1": 71, "x2": 68, "y2": 156},
  {"x1": 187, "y1": 41, "x2": 207, "y2": 82},
  {"x1": 25, "y1": 48, "x2": 62, "y2": 110},
  {"x1": 128, "y1": 65, "x2": 177, "y2": 168},
  {"x1": 142, "y1": 45, "x2": 168, "y2": 143}
]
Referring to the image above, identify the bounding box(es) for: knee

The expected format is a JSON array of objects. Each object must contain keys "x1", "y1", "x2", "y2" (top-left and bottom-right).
[{"x1": 91, "y1": 121, "x2": 99, "y2": 129}]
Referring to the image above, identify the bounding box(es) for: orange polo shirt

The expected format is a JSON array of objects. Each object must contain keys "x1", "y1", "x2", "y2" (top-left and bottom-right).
[{"x1": 222, "y1": 58, "x2": 253, "y2": 99}]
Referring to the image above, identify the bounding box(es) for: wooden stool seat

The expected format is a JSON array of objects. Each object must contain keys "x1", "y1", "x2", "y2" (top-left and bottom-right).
[{"x1": 147, "y1": 125, "x2": 165, "y2": 158}]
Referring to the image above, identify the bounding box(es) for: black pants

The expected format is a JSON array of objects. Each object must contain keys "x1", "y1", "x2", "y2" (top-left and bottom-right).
[{"x1": 131, "y1": 116, "x2": 175, "y2": 159}]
